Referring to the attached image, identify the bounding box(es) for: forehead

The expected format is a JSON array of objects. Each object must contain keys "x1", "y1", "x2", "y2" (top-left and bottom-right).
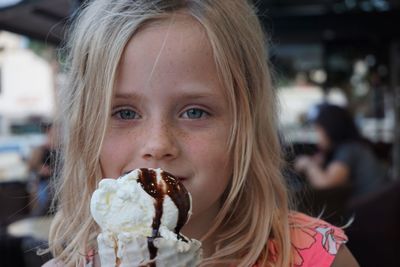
[
  {"x1": 127, "y1": 14, "x2": 211, "y2": 63},
  {"x1": 115, "y1": 14, "x2": 227, "y2": 97},
  {"x1": 138, "y1": 13, "x2": 208, "y2": 41}
]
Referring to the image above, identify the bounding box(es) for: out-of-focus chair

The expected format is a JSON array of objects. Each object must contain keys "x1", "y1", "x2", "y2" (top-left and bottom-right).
[
  {"x1": 8, "y1": 215, "x2": 53, "y2": 266},
  {"x1": 0, "y1": 181, "x2": 30, "y2": 231},
  {"x1": 21, "y1": 236, "x2": 52, "y2": 267},
  {"x1": 0, "y1": 234, "x2": 52, "y2": 267},
  {"x1": 0, "y1": 233, "x2": 25, "y2": 267},
  {"x1": 346, "y1": 180, "x2": 400, "y2": 267}
]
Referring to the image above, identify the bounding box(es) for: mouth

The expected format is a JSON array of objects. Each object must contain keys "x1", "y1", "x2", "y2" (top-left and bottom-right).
[
  {"x1": 122, "y1": 168, "x2": 188, "y2": 182},
  {"x1": 153, "y1": 169, "x2": 188, "y2": 182},
  {"x1": 161, "y1": 171, "x2": 188, "y2": 183},
  {"x1": 176, "y1": 176, "x2": 187, "y2": 182}
]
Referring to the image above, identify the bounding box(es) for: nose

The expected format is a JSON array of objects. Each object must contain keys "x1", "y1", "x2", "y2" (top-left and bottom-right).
[{"x1": 140, "y1": 121, "x2": 179, "y2": 162}]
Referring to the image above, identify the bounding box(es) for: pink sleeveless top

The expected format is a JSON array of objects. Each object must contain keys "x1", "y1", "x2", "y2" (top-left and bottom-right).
[
  {"x1": 255, "y1": 212, "x2": 348, "y2": 267},
  {"x1": 86, "y1": 212, "x2": 347, "y2": 267}
]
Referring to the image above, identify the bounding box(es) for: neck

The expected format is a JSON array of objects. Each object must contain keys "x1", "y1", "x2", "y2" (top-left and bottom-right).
[{"x1": 181, "y1": 201, "x2": 221, "y2": 258}]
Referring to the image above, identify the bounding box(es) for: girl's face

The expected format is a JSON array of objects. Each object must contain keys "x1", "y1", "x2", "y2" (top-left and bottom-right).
[{"x1": 100, "y1": 16, "x2": 232, "y2": 238}]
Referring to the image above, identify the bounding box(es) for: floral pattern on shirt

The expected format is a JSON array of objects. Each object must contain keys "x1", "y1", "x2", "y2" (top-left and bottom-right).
[{"x1": 260, "y1": 212, "x2": 348, "y2": 267}]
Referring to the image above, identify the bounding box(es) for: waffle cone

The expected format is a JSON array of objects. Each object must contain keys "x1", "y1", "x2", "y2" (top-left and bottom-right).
[
  {"x1": 152, "y1": 237, "x2": 202, "y2": 267},
  {"x1": 97, "y1": 233, "x2": 202, "y2": 267}
]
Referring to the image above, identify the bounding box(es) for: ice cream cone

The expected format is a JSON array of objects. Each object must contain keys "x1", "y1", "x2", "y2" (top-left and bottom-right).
[{"x1": 92, "y1": 169, "x2": 203, "y2": 267}]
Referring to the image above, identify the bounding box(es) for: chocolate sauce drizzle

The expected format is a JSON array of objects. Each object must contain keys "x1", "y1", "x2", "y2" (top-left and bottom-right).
[{"x1": 137, "y1": 168, "x2": 191, "y2": 267}]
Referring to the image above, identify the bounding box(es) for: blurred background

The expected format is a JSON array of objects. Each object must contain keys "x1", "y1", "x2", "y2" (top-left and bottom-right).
[{"x1": 0, "y1": 0, "x2": 399, "y2": 266}]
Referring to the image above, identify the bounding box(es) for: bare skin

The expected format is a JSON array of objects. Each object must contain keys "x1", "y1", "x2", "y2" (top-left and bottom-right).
[
  {"x1": 294, "y1": 124, "x2": 350, "y2": 190},
  {"x1": 295, "y1": 155, "x2": 350, "y2": 189},
  {"x1": 331, "y1": 245, "x2": 360, "y2": 267}
]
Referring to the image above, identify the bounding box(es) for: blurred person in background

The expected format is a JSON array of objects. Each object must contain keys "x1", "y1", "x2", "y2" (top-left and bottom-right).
[
  {"x1": 295, "y1": 103, "x2": 387, "y2": 202},
  {"x1": 27, "y1": 122, "x2": 56, "y2": 216}
]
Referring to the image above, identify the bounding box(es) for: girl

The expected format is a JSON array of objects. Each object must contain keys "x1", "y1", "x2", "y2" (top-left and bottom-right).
[
  {"x1": 295, "y1": 104, "x2": 387, "y2": 198},
  {"x1": 45, "y1": 0, "x2": 359, "y2": 266}
]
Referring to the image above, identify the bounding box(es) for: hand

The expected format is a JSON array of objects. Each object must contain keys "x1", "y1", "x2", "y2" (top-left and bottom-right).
[
  {"x1": 38, "y1": 165, "x2": 52, "y2": 177},
  {"x1": 294, "y1": 155, "x2": 312, "y2": 173}
]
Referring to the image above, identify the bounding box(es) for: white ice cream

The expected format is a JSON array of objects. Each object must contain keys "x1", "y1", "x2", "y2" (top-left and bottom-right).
[
  {"x1": 90, "y1": 168, "x2": 202, "y2": 267},
  {"x1": 90, "y1": 168, "x2": 185, "y2": 240}
]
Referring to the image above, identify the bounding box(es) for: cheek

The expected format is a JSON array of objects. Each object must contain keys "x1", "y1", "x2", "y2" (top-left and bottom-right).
[
  {"x1": 184, "y1": 129, "x2": 230, "y2": 168},
  {"x1": 189, "y1": 158, "x2": 232, "y2": 221},
  {"x1": 184, "y1": 131, "x2": 232, "y2": 206},
  {"x1": 100, "y1": 131, "x2": 135, "y2": 177}
]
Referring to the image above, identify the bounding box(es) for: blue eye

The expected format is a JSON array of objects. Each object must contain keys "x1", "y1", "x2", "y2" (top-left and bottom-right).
[
  {"x1": 182, "y1": 108, "x2": 208, "y2": 119},
  {"x1": 114, "y1": 109, "x2": 139, "y2": 120}
]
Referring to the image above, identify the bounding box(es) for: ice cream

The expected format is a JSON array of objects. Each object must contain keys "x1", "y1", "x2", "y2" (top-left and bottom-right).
[{"x1": 90, "y1": 168, "x2": 202, "y2": 267}]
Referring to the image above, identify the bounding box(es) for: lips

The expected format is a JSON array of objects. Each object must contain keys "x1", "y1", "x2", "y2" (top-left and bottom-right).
[
  {"x1": 163, "y1": 172, "x2": 187, "y2": 182},
  {"x1": 176, "y1": 176, "x2": 187, "y2": 182},
  {"x1": 123, "y1": 169, "x2": 187, "y2": 182}
]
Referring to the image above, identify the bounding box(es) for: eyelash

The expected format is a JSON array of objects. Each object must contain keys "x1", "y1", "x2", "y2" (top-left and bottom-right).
[
  {"x1": 111, "y1": 107, "x2": 210, "y2": 121},
  {"x1": 112, "y1": 108, "x2": 141, "y2": 120},
  {"x1": 180, "y1": 108, "x2": 210, "y2": 119}
]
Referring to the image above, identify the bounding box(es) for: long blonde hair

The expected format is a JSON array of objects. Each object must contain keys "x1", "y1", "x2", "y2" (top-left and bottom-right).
[{"x1": 49, "y1": 0, "x2": 292, "y2": 266}]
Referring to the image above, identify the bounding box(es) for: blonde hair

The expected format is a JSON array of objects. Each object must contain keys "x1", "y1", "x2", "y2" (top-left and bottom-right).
[{"x1": 49, "y1": 0, "x2": 292, "y2": 266}]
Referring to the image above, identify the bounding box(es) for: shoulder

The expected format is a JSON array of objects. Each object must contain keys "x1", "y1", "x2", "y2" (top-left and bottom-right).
[
  {"x1": 42, "y1": 259, "x2": 64, "y2": 267},
  {"x1": 288, "y1": 212, "x2": 350, "y2": 267},
  {"x1": 331, "y1": 244, "x2": 360, "y2": 267},
  {"x1": 332, "y1": 142, "x2": 361, "y2": 163},
  {"x1": 335, "y1": 142, "x2": 368, "y2": 156}
]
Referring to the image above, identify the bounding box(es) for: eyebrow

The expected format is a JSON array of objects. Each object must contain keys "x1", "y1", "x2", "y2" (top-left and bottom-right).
[
  {"x1": 175, "y1": 92, "x2": 218, "y2": 100},
  {"x1": 114, "y1": 91, "x2": 219, "y2": 101},
  {"x1": 114, "y1": 92, "x2": 142, "y2": 100}
]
